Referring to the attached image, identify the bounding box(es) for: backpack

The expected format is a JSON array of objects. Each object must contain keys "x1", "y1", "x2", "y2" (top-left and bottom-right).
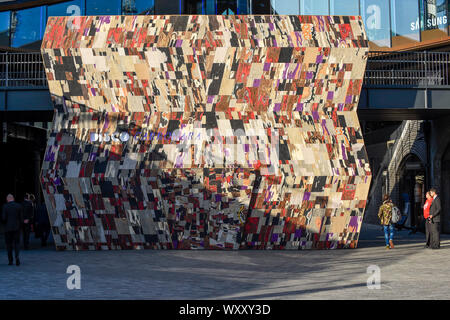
[{"x1": 391, "y1": 206, "x2": 402, "y2": 224}]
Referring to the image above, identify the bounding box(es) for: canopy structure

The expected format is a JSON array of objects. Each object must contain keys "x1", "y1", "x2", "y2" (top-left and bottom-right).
[{"x1": 41, "y1": 15, "x2": 370, "y2": 250}]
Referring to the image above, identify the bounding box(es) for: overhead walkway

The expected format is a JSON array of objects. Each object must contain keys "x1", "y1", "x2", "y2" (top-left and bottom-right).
[
  {"x1": 1, "y1": 51, "x2": 450, "y2": 122},
  {"x1": 360, "y1": 51, "x2": 450, "y2": 121},
  {"x1": 0, "y1": 52, "x2": 52, "y2": 122}
]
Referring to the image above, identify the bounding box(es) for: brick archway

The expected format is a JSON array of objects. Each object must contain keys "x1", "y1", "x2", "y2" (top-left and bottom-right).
[
  {"x1": 387, "y1": 121, "x2": 427, "y2": 205},
  {"x1": 365, "y1": 120, "x2": 427, "y2": 225}
]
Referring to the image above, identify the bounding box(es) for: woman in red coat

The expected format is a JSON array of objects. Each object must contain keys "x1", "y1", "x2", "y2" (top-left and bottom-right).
[{"x1": 423, "y1": 191, "x2": 433, "y2": 248}]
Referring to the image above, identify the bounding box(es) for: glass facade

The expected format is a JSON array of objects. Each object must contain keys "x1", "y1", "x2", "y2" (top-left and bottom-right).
[
  {"x1": 420, "y1": 0, "x2": 448, "y2": 41},
  {"x1": 361, "y1": 0, "x2": 391, "y2": 47},
  {"x1": 330, "y1": 0, "x2": 359, "y2": 15},
  {"x1": 10, "y1": 6, "x2": 46, "y2": 48},
  {"x1": 122, "y1": 0, "x2": 154, "y2": 15},
  {"x1": 0, "y1": 11, "x2": 10, "y2": 46},
  {"x1": 0, "y1": 0, "x2": 449, "y2": 49},
  {"x1": 271, "y1": 0, "x2": 299, "y2": 15},
  {"x1": 391, "y1": 0, "x2": 420, "y2": 46},
  {"x1": 300, "y1": 0, "x2": 328, "y2": 15},
  {"x1": 237, "y1": 0, "x2": 248, "y2": 14},
  {"x1": 48, "y1": 0, "x2": 85, "y2": 16}
]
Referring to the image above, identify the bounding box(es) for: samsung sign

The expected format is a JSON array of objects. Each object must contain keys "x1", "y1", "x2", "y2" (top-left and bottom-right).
[{"x1": 410, "y1": 16, "x2": 448, "y2": 31}]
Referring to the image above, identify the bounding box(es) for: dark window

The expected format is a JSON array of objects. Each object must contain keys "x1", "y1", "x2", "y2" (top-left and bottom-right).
[
  {"x1": 155, "y1": 0, "x2": 182, "y2": 14},
  {"x1": 184, "y1": 0, "x2": 203, "y2": 14},
  {"x1": 217, "y1": 0, "x2": 237, "y2": 14},
  {"x1": 183, "y1": 0, "x2": 216, "y2": 14},
  {"x1": 251, "y1": 0, "x2": 271, "y2": 14},
  {"x1": 86, "y1": 0, "x2": 121, "y2": 15}
]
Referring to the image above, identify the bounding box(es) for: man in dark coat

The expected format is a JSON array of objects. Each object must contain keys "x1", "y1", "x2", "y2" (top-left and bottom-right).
[
  {"x1": 21, "y1": 193, "x2": 34, "y2": 250},
  {"x1": 2, "y1": 194, "x2": 23, "y2": 265},
  {"x1": 428, "y1": 188, "x2": 441, "y2": 249}
]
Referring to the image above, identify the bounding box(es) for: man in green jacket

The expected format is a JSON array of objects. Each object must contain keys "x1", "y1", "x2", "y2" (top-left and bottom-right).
[{"x1": 378, "y1": 194, "x2": 395, "y2": 249}]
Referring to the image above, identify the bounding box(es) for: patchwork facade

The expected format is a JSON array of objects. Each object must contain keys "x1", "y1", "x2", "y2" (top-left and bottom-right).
[{"x1": 40, "y1": 15, "x2": 371, "y2": 250}]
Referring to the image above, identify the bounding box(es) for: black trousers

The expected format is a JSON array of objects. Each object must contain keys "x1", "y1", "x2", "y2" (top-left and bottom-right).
[
  {"x1": 23, "y1": 223, "x2": 31, "y2": 249},
  {"x1": 5, "y1": 230, "x2": 20, "y2": 262},
  {"x1": 428, "y1": 221, "x2": 440, "y2": 249},
  {"x1": 425, "y1": 220, "x2": 431, "y2": 247},
  {"x1": 39, "y1": 224, "x2": 50, "y2": 246}
]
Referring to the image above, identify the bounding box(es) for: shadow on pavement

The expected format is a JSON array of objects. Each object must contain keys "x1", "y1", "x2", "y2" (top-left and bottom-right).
[{"x1": 223, "y1": 282, "x2": 378, "y2": 299}]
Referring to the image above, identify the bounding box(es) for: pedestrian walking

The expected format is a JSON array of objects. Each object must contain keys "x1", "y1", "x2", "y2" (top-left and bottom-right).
[
  {"x1": 428, "y1": 188, "x2": 441, "y2": 249},
  {"x1": 395, "y1": 192, "x2": 410, "y2": 231},
  {"x1": 1, "y1": 194, "x2": 23, "y2": 266},
  {"x1": 34, "y1": 201, "x2": 50, "y2": 247},
  {"x1": 22, "y1": 193, "x2": 34, "y2": 250},
  {"x1": 378, "y1": 194, "x2": 395, "y2": 249},
  {"x1": 28, "y1": 194, "x2": 39, "y2": 240},
  {"x1": 423, "y1": 191, "x2": 433, "y2": 248}
]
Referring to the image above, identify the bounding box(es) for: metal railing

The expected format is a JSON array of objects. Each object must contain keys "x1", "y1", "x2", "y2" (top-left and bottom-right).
[
  {"x1": 365, "y1": 51, "x2": 450, "y2": 86},
  {"x1": 0, "y1": 50, "x2": 449, "y2": 88},
  {"x1": 0, "y1": 52, "x2": 47, "y2": 87}
]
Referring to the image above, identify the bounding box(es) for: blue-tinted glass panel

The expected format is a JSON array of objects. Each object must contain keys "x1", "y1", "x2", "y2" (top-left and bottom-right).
[
  {"x1": 420, "y1": 0, "x2": 447, "y2": 35},
  {"x1": 11, "y1": 6, "x2": 46, "y2": 48},
  {"x1": 0, "y1": 11, "x2": 10, "y2": 46},
  {"x1": 272, "y1": 0, "x2": 300, "y2": 14},
  {"x1": 330, "y1": 0, "x2": 359, "y2": 15},
  {"x1": 360, "y1": 0, "x2": 391, "y2": 47},
  {"x1": 390, "y1": 0, "x2": 420, "y2": 44},
  {"x1": 46, "y1": 0, "x2": 84, "y2": 37},
  {"x1": 205, "y1": 0, "x2": 216, "y2": 14},
  {"x1": 123, "y1": 0, "x2": 155, "y2": 14},
  {"x1": 237, "y1": 0, "x2": 248, "y2": 14},
  {"x1": 300, "y1": 0, "x2": 329, "y2": 15},
  {"x1": 48, "y1": 0, "x2": 85, "y2": 17},
  {"x1": 86, "y1": 0, "x2": 121, "y2": 15}
]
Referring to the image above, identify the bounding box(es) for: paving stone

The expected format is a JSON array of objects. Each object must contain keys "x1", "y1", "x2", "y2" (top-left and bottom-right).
[{"x1": 0, "y1": 223, "x2": 448, "y2": 299}]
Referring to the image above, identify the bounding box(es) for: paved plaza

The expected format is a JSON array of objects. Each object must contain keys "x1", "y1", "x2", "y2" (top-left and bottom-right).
[{"x1": 0, "y1": 223, "x2": 449, "y2": 300}]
